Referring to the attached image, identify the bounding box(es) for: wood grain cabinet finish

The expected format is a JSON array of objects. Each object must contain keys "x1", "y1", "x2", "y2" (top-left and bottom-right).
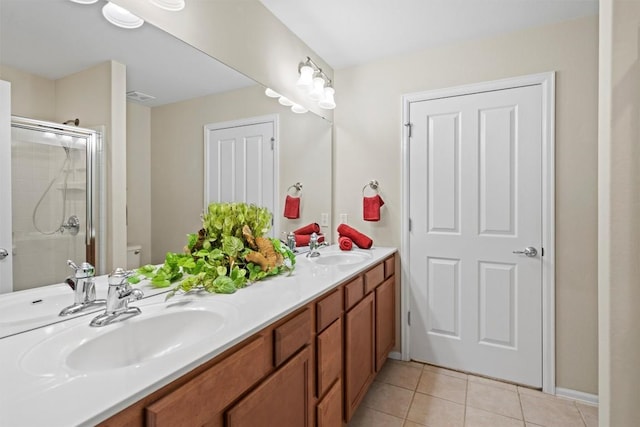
[
  {"x1": 344, "y1": 276, "x2": 364, "y2": 311},
  {"x1": 226, "y1": 346, "x2": 312, "y2": 427},
  {"x1": 316, "y1": 289, "x2": 343, "y2": 333},
  {"x1": 364, "y1": 263, "x2": 385, "y2": 295},
  {"x1": 274, "y1": 308, "x2": 311, "y2": 367},
  {"x1": 145, "y1": 335, "x2": 270, "y2": 427},
  {"x1": 375, "y1": 276, "x2": 396, "y2": 371},
  {"x1": 316, "y1": 317, "x2": 342, "y2": 397},
  {"x1": 384, "y1": 255, "x2": 395, "y2": 279},
  {"x1": 316, "y1": 379, "x2": 342, "y2": 427},
  {"x1": 344, "y1": 292, "x2": 376, "y2": 422}
]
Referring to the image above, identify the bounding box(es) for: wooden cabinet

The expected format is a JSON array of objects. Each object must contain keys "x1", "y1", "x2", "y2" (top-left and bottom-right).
[
  {"x1": 344, "y1": 292, "x2": 376, "y2": 421},
  {"x1": 100, "y1": 252, "x2": 397, "y2": 427},
  {"x1": 226, "y1": 346, "x2": 312, "y2": 427},
  {"x1": 376, "y1": 276, "x2": 396, "y2": 371}
]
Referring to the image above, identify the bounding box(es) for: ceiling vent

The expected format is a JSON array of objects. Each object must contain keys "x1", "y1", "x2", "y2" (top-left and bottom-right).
[{"x1": 126, "y1": 90, "x2": 156, "y2": 102}]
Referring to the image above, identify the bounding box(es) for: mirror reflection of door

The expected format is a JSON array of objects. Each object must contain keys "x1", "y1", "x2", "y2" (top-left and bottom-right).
[{"x1": 204, "y1": 115, "x2": 278, "y2": 237}]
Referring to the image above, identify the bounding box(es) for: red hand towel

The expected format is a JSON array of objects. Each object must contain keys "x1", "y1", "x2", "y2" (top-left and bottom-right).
[
  {"x1": 284, "y1": 195, "x2": 300, "y2": 219},
  {"x1": 363, "y1": 195, "x2": 385, "y2": 221},
  {"x1": 339, "y1": 236, "x2": 353, "y2": 251},
  {"x1": 295, "y1": 233, "x2": 325, "y2": 247},
  {"x1": 337, "y1": 224, "x2": 373, "y2": 249},
  {"x1": 293, "y1": 223, "x2": 320, "y2": 235}
]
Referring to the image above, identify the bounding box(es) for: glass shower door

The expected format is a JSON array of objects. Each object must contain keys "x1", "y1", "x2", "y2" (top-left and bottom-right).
[{"x1": 10, "y1": 118, "x2": 98, "y2": 291}]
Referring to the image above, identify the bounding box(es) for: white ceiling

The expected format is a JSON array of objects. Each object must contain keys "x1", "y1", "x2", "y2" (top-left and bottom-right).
[{"x1": 260, "y1": 0, "x2": 599, "y2": 69}]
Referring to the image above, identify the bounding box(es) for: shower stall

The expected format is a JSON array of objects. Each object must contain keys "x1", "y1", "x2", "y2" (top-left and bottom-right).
[{"x1": 10, "y1": 117, "x2": 103, "y2": 291}]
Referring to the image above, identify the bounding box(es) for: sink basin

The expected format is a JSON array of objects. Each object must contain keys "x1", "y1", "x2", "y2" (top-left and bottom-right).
[
  {"x1": 21, "y1": 301, "x2": 238, "y2": 375},
  {"x1": 310, "y1": 251, "x2": 373, "y2": 266}
]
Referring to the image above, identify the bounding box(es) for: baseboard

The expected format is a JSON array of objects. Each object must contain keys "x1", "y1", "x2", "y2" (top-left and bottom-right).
[
  {"x1": 555, "y1": 387, "x2": 599, "y2": 406},
  {"x1": 388, "y1": 351, "x2": 402, "y2": 361}
]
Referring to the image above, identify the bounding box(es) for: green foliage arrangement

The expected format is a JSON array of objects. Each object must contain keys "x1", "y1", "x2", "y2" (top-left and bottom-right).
[{"x1": 132, "y1": 203, "x2": 295, "y2": 298}]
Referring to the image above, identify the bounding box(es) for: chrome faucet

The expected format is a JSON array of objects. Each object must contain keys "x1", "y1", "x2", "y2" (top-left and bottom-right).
[
  {"x1": 90, "y1": 268, "x2": 143, "y2": 327},
  {"x1": 306, "y1": 232, "x2": 323, "y2": 258},
  {"x1": 286, "y1": 232, "x2": 296, "y2": 252},
  {"x1": 59, "y1": 260, "x2": 106, "y2": 316}
]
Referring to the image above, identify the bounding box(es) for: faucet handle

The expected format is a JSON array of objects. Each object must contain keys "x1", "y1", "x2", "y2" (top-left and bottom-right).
[
  {"x1": 108, "y1": 267, "x2": 130, "y2": 286},
  {"x1": 68, "y1": 260, "x2": 95, "y2": 278}
]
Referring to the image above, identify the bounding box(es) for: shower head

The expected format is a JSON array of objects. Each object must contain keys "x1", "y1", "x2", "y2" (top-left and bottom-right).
[{"x1": 63, "y1": 118, "x2": 80, "y2": 126}]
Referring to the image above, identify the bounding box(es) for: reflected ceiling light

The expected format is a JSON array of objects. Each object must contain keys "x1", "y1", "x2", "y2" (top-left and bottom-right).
[
  {"x1": 278, "y1": 96, "x2": 294, "y2": 107},
  {"x1": 149, "y1": 0, "x2": 185, "y2": 11},
  {"x1": 291, "y1": 104, "x2": 308, "y2": 114},
  {"x1": 70, "y1": 0, "x2": 99, "y2": 4},
  {"x1": 308, "y1": 76, "x2": 326, "y2": 102},
  {"x1": 318, "y1": 87, "x2": 336, "y2": 110},
  {"x1": 102, "y1": 2, "x2": 144, "y2": 29},
  {"x1": 265, "y1": 88, "x2": 281, "y2": 98}
]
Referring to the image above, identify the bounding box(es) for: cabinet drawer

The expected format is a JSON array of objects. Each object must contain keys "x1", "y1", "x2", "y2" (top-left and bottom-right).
[
  {"x1": 344, "y1": 276, "x2": 364, "y2": 311},
  {"x1": 274, "y1": 308, "x2": 311, "y2": 367},
  {"x1": 364, "y1": 262, "x2": 385, "y2": 294},
  {"x1": 316, "y1": 318, "x2": 342, "y2": 397},
  {"x1": 146, "y1": 334, "x2": 270, "y2": 427},
  {"x1": 384, "y1": 255, "x2": 395, "y2": 279},
  {"x1": 316, "y1": 379, "x2": 342, "y2": 427},
  {"x1": 316, "y1": 289, "x2": 343, "y2": 332}
]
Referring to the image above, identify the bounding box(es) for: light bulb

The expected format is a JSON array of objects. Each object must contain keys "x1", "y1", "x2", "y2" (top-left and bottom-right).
[
  {"x1": 102, "y1": 2, "x2": 144, "y2": 29},
  {"x1": 149, "y1": 0, "x2": 185, "y2": 11},
  {"x1": 296, "y1": 65, "x2": 314, "y2": 90},
  {"x1": 291, "y1": 104, "x2": 308, "y2": 114},
  {"x1": 264, "y1": 88, "x2": 280, "y2": 98},
  {"x1": 70, "y1": 0, "x2": 99, "y2": 4},
  {"x1": 308, "y1": 76, "x2": 326, "y2": 102},
  {"x1": 319, "y1": 87, "x2": 336, "y2": 109},
  {"x1": 278, "y1": 96, "x2": 294, "y2": 107}
]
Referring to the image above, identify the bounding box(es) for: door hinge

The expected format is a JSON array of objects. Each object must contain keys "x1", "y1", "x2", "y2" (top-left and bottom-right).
[
  {"x1": 409, "y1": 218, "x2": 412, "y2": 232},
  {"x1": 408, "y1": 311, "x2": 411, "y2": 326},
  {"x1": 270, "y1": 137, "x2": 275, "y2": 150},
  {"x1": 404, "y1": 123, "x2": 412, "y2": 138},
  {"x1": 541, "y1": 247, "x2": 544, "y2": 257}
]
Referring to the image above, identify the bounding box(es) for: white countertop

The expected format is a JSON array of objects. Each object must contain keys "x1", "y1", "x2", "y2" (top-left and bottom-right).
[{"x1": 0, "y1": 245, "x2": 396, "y2": 427}]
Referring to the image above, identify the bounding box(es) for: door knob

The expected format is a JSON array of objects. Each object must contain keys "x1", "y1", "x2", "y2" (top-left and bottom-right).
[
  {"x1": 0, "y1": 248, "x2": 8, "y2": 260},
  {"x1": 512, "y1": 247, "x2": 537, "y2": 257}
]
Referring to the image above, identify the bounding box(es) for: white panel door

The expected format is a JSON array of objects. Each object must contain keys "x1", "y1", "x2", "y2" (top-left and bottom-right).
[
  {"x1": 409, "y1": 85, "x2": 543, "y2": 387},
  {"x1": 204, "y1": 120, "x2": 276, "y2": 234},
  {"x1": 0, "y1": 81, "x2": 12, "y2": 293}
]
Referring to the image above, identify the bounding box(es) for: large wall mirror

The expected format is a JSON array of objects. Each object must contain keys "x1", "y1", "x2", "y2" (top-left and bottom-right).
[{"x1": 0, "y1": 0, "x2": 332, "y2": 298}]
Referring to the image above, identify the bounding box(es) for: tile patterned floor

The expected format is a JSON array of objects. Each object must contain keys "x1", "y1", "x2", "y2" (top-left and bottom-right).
[{"x1": 348, "y1": 360, "x2": 598, "y2": 427}]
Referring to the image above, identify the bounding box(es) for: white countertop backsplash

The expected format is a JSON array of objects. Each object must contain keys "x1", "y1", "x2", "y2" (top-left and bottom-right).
[{"x1": 0, "y1": 245, "x2": 396, "y2": 427}]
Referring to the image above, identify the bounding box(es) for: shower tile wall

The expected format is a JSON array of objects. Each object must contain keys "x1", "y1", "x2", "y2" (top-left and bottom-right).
[{"x1": 11, "y1": 137, "x2": 86, "y2": 291}]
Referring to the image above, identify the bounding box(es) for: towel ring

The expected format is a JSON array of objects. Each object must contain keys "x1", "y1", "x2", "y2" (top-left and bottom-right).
[
  {"x1": 287, "y1": 182, "x2": 303, "y2": 196},
  {"x1": 362, "y1": 179, "x2": 380, "y2": 196}
]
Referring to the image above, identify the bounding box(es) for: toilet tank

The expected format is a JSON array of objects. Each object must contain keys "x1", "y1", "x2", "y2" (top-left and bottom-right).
[{"x1": 127, "y1": 245, "x2": 142, "y2": 269}]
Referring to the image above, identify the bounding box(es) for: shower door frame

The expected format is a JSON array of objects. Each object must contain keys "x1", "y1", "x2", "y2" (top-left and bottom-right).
[{"x1": 10, "y1": 116, "x2": 102, "y2": 285}]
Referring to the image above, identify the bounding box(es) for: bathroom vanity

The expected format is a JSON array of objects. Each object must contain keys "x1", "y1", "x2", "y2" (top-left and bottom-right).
[{"x1": 0, "y1": 245, "x2": 396, "y2": 426}]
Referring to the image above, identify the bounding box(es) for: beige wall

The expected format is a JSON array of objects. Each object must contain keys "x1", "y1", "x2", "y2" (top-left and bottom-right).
[
  {"x1": 126, "y1": 102, "x2": 152, "y2": 266},
  {"x1": 598, "y1": 0, "x2": 640, "y2": 424},
  {"x1": 149, "y1": 84, "x2": 331, "y2": 263},
  {"x1": 0, "y1": 65, "x2": 55, "y2": 120},
  {"x1": 334, "y1": 16, "x2": 599, "y2": 394},
  {"x1": 113, "y1": 0, "x2": 333, "y2": 120}
]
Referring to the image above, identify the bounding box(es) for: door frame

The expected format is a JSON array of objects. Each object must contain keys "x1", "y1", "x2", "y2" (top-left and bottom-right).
[
  {"x1": 400, "y1": 72, "x2": 556, "y2": 393},
  {"x1": 203, "y1": 114, "x2": 280, "y2": 236},
  {"x1": 0, "y1": 80, "x2": 12, "y2": 293}
]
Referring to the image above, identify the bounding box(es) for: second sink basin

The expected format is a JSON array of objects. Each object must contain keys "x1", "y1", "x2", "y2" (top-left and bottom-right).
[{"x1": 310, "y1": 251, "x2": 373, "y2": 266}]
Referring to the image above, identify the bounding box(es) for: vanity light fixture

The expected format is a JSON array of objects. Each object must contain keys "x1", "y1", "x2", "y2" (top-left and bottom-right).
[
  {"x1": 297, "y1": 56, "x2": 336, "y2": 110},
  {"x1": 291, "y1": 104, "x2": 308, "y2": 114},
  {"x1": 149, "y1": 0, "x2": 185, "y2": 11},
  {"x1": 102, "y1": 2, "x2": 144, "y2": 29},
  {"x1": 264, "y1": 88, "x2": 281, "y2": 98},
  {"x1": 278, "y1": 96, "x2": 294, "y2": 107},
  {"x1": 70, "y1": 0, "x2": 99, "y2": 4}
]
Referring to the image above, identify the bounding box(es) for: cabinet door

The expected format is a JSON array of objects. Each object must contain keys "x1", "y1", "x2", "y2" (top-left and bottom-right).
[
  {"x1": 317, "y1": 379, "x2": 342, "y2": 427},
  {"x1": 226, "y1": 346, "x2": 312, "y2": 427},
  {"x1": 344, "y1": 292, "x2": 375, "y2": 422},
  {"x1": 317, "y1": 317, "x2": 342, "y2": 397},
  {"x1": 376, "y1": 276, "x2": 396, "y2": 371}
]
